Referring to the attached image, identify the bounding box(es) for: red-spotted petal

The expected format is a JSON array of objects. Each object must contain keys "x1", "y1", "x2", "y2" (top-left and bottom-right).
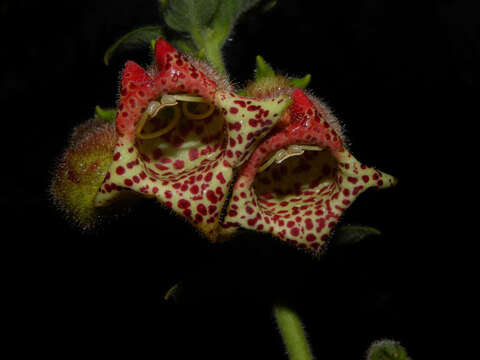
[
  {"x1": 221, "y1": 89, "x2": 397, "y2": 252},
  {"x1": 94, "y1": 39, "x2": 292, "y2": 241}
]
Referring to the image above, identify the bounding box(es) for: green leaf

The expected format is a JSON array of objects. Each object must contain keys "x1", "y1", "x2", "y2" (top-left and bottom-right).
[
  {"x1": 367, "y1": 340, "x2": 411, "y2": 360},
  {"x1": 255, "y1": 55, "x2": 275, "y2": 80},
  {"x1": 163, "y1": 0, "x2": 219, "y2": 33},
  {"x1": 290, "y1": 74, "x2": 311, "y2": 89},
  {"x1": 333, "y1": 225, "x2": 381, "y2": 246},
  {"x1": 210, "y1": 0, "x2": 261, "y2": 46},
  {"x1": 104, "y1": 26, "x2": 164, "y2": 66},
  {"x1": 94, "y1": 106, "x2": 117, "y2": 124}
]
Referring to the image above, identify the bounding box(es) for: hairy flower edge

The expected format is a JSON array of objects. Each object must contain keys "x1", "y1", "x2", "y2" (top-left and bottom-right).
[{"x1": 221, "y1": 89, "x2": 397, "y2": 253}]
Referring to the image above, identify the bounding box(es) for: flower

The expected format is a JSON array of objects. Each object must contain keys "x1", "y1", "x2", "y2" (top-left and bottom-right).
[
  {"x1": 94, "y1": 39, "x2": 292, "y2": 241},
  {"x1": 221, "y1": 89, "x2": 397, "y2": 252}
]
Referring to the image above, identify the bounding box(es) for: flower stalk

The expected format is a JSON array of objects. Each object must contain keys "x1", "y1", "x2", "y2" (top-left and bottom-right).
[{"x1": 274, "y1": 304, "x2": 315, "y2": 360}]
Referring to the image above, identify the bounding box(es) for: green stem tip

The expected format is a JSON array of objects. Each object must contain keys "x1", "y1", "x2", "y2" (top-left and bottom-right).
[{"x1": 274, "y1": 304, "x2": 315, "y2": 360}]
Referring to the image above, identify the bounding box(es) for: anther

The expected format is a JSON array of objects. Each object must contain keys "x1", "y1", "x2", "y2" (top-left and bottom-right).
[{"x1": 257, "y1": 145, "x2": 324, "y2": 173}]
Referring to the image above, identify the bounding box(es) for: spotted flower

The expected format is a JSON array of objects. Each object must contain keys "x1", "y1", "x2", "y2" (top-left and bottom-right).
[
  {"x1": 94, "y1": 39, "x2": 292, "y2": 241},
  {"x1": 221, "y1": 88, "x2": 397, "y2": 252}
]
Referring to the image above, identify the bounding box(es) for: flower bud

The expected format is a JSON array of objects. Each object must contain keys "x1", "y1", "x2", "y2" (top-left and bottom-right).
[{"x1": 50, "y1": 120, "x2": 118, "y2": 230}]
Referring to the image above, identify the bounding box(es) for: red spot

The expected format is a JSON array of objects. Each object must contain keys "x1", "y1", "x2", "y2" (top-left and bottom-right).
[
  {"x1": 190, "y1": 185, "x2": 199, "y2": 194},
  {"x1": 233, "y1": 100, "x2": 246, "y2": 108},
  {"x1": 189, "y1": 148, "x2": 199, "y2": 161},
  {"x1": 306, "y1": 234, "x2": 316, "y2": 242},
  {"x1": 229, "y1": 107, "x2": 238, "y2": 114},
  {"x1": 347, "y1": 176, "x2": 358, "y2": 184},
  {"x1": 205, "y1": 172, "x2": 213, "y2": 182},
  {"x1": 362, "y1": 175, "x2": 370, "y2": 183},
  {"x1": 206, "y1": 190, "x2": 218, "y2": 203},
  {"x1": 217, "y1": 173, "x2": 227, "y2": 184},
  {"x1": 124, "y1": 179, "x2": 133, "y2": 186},
  {"x1": 352, "y1": 186, "x2": 364, "y2": 195},
  {"x1": 208, "y1": 205, "x2": 217, "y2": 214},
  {"x1": 165, "y1": 190, "x2": 172, "y2": 199},
  {"x1": 178, "y1": 199, "x2": 191, "y2": 209},
  {"x1": 173, "y1": 160, "x2": 184, "y2": 169},
  {"x1": 228, "y1": 122, "x2": 241, "y2": 131},
  {"x1": 116, "y1": 166, "x2": 125, "y2": 175},
  {"x1": 197, "y1": 204, "x2": 207, "y2": 215},
  {"x1": 154, "y1": 163, "x2": 169, "y2": 171},
  {"x1": 305, "y1": 218, "x2": 314, "y2": 230},
  {"x1": 113, "y1": 152, "x2": 121, "y2": 161},
  {"x1": 290, "y1": 228, "x2": 300, "y2": 236},
  {"x1": 246, "y1": 206, "x2": 254, "y2": 215}
]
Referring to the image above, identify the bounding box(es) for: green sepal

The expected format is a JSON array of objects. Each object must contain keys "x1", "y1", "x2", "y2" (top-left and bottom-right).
[
  {"x1": 333, "y1": 225, "x2": 381, "y2": 246},
  {"x1": 290, "y1": 74, "x2": 311, "y2": 89},
  {"x1": 94, "y1": 106, "x2": 117, "y2": 124},
  {"x1": 255, "y1": 55, "x2": 275, "y2": 80},
  {"x1": 104, "y1": 26, "x2": 164, "y2": 65},
  {"x1": 367, "y1": 340, "x2": 411, "y2": 360},
  {"x1": 255, "y1": 55, "x2": 311, "y2": 89}
]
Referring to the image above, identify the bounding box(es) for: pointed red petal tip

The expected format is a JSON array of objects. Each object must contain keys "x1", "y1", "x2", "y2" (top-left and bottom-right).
[
  {"x1": 152, "y1": 38, "x2": 217, "y2": 102},
  {"x1": 116, "y1": 61, "x2": 154, "y2": 139},
  {"x1": 154, "y1": 38, "x2": 176, "y2": 73}
]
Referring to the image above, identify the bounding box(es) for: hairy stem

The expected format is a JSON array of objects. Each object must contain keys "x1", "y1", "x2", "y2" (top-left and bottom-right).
[{"x1": 274, "y1": 304, "x2": 315, "y2": 360}]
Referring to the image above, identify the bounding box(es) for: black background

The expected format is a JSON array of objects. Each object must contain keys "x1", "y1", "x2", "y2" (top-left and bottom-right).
[{"x1": 2, "y1": 0, "x2": 471, "y2": 359}]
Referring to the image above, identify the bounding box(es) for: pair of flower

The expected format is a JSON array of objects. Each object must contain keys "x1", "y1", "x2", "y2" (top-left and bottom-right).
[{"x1": 88, "y1": 39, "x2": 396, "y2": 253}]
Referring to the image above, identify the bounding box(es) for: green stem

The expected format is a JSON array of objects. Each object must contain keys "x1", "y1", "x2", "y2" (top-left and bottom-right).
[
  {"x1": 190, "y1": 28, "x2": 227, "y2": 75},
  {"x1": 274, "y1": 304, "x2": 315, "y2": 360},
  {"x1": 203, "y1": 40, "x2": 226, "y2": 75}
]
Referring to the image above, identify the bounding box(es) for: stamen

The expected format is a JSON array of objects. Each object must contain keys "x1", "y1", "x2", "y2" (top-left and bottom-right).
[
  {"x1": 172, "y1": 94, "x2": 207, "y2": 103},
  {"x1": 136, "y1": 101, "x2": 180, "y2": 139},
  {"x1": 135, "y1": 94, "x2": 215, "y2": 140},
  {"x1": 182, "y1": 102, "x2": 215, "y2": 120},
  {"x1": 257, "y1": 144, "x2": 324, "y2": 173}
]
